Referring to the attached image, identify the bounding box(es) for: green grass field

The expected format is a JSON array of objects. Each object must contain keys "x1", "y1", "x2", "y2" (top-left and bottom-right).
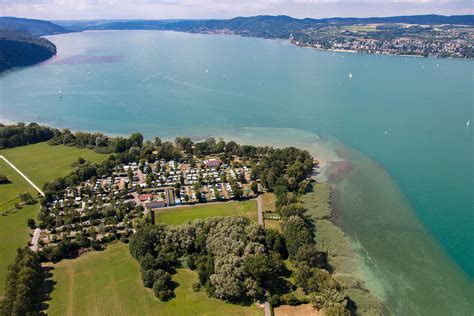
[
  {"x1": 0, "y1": 159, "x2": 41, "y2": 296},
  {"x1": 0, "y1": 203, "x2": 37, "y2": 297},
  {"x1": 47, "y1": 243, "x2": 262, "y2": 316},
  {"x1": 0, "y1": 159, "x2": 38, "y2": 213},
  {"x1": 154, "y1": 200, "x2": 258, "y2": 225},
  {"x1": 0, "y1": 142, "x2": 107, "y2": 188},
  {"x1": 0, "y1": 142, "x2": 107, "y2": 297}
]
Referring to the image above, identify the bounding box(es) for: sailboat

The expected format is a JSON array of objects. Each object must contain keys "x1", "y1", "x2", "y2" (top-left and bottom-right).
[
  {"x1": 348, "y1": 72, "x2": 353, "y2": 79},
  {"x1": 467, "y1": 120, "x2": 470, "y2": 127}
]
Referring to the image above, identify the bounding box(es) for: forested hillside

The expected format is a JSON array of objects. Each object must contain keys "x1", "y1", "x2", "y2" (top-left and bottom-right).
[
  {"x1": 0, "y1": 16, "x2": 69, "y2": 36},
  {"x1": 0, "y1": 29, "x2": 57, "y2": 72},
  {"x1": 0, "y1": 17, "x2": 71, "y2": 72}
]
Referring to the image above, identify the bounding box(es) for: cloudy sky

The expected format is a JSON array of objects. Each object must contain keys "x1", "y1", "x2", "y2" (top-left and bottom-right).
[{"x1": 2, "y1": 0, "x2": 472, "y2": 20}]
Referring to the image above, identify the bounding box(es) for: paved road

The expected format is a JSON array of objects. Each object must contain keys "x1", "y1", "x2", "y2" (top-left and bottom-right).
[
  {"x1": 257, "y1": 195, "x2": 264, "y2": 227},
  {"x1": 30, "y1": 228, "x2": 41, "y2": 252},
  {"x1": 0, "y1": 155, "x2": 45, "y2": 197},
  {"x1": 264, "y1": 301, "x2": 271, "y2": 316}
]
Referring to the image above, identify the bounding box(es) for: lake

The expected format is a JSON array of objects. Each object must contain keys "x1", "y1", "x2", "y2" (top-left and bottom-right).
[{"x1": 0, "y1": 30, "x2": 473, "y2": 314}]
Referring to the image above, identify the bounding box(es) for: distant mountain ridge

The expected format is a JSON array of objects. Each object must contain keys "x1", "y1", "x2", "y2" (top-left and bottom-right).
[
  {"x1": 54, "y1": 14, "x2": 474, "y2": 32},
  {"x1": 0, "y1": 16, "x2": 70, "y2": 36},
  {"x1": 52, "y1": 14, "x2": 473, "y2": 58}
]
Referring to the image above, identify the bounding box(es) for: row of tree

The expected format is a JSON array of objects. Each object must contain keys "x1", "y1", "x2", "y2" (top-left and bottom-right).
[
  {"x1": 0, "y1": 122, "x2": 58, "y2": 149},
  {"x1": 0, "y1": 248, "x2": 43, "y2": 315},
  {"x1": 274, "y1": 184, "x2": 352, "y2": 315}
]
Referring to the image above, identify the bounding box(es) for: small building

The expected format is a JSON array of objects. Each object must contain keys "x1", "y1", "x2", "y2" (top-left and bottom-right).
[
  {"x1": 138, "y1": 194, "x2": 153, "y2": 202},
  {"x1": 207, "y1": 158, "x2": 221, "y2": 168}
]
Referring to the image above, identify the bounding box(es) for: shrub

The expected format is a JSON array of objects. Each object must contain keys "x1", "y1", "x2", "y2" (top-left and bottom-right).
[
  {"x1": 0, "y1": 174, "x2": 10, "y2": 184},
  {"x1": 192, "y1": 282, "x2": 201, "y2": 292}
]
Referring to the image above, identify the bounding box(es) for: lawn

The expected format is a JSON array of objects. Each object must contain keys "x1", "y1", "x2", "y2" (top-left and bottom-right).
[
  {"x1": 0, "y1": 142, "x2": 107, "y2": 188},
  {"x1": 0, "y1": 159, "x2": 41, "y2": 296},
  {"x1": 0, "y1": 142, "x2": 107, "y2": 297},
  {"x1": 0, "y1": 159, "x2": 38, "y2": 213},
  {"x1": 0, "y1": 203, "x2": 37, "y2": 297},
  {"x1": 261, "y1": 193, "x2": 276, "y2": 212},
  {"x1": 154, "y1": 200, "x2": 258, "y2": 225},
  {"x1": 261, "y1": 193, "x2": 281, "y2": 231},
  {"x1": 47, "y1": 243, "x2": 263, "y2": 316}
]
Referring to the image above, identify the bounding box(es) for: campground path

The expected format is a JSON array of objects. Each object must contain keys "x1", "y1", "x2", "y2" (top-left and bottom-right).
[
  {"x1": 0, "y1": 155, "x2": 45, "y2": 196},
  {"x1": 257, "y1": 195, "x2": 264, "y2": 226},
  {"x1": 256, "y1": 194, "x2": 270, "y2": 316},
  {"x1": 30, "y1": 228, "x2": 41, "y2": 252}
]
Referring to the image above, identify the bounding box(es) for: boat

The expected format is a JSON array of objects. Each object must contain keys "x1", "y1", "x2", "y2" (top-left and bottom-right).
[
  {"x1": 205, "y1": 69, "x2": 209, "y2": 73},
  {"x1": 467, "y1": 120, "x2": 470, "y2": 127},
  {"x1": 222, "y1": 75, "x2": 226, "y2": 80},
  {"x1": 348, "y1": 73, "x2": 353, "y2": 79}
]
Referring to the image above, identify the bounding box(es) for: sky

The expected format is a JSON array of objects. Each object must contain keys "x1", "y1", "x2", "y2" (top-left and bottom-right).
[{"x1": 1, "y1": 0, "x2": 472, "y2": 20}]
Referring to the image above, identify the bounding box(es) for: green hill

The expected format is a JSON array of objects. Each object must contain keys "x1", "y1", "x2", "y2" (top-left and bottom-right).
[
  {"x1": 0, "y1": 29, "x2": 57, "y2": 72},
  {"x1": 0, "y1": 16, "x2": 69, "y2": 36}
]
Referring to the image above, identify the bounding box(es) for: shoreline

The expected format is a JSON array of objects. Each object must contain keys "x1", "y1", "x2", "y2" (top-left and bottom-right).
[{"x1": 1, "y1": 121, "x2": 472, "y2": 313}]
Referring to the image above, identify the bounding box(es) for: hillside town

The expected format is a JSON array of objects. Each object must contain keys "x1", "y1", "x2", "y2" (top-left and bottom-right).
[{"x1": 291, "y1": 24, "x2": 474, "y2": 58}]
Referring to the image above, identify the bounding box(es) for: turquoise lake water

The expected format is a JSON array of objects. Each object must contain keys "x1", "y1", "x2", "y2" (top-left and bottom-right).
[{"x1": 0, "y1": 30, "x2": 472, "y2": 314}]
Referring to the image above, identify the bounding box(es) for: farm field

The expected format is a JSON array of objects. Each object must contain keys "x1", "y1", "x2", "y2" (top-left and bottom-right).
[
  {"x1": 0, "y1": 142, "x2": 107, "y2": 188},
  {"x1": 154, "y1": 199, "x2": 258, "y2": 225},
  {"x1": 0, "y1": 142, "x2": 107, "y2": 298},
  {"x1": 47, "y1": 243, "x2": 263, "y2": 316}
]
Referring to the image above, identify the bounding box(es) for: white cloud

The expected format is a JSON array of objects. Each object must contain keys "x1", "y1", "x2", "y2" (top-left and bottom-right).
[{"x1": 1, "y1": 0, "x2": 472, "y2": 20}]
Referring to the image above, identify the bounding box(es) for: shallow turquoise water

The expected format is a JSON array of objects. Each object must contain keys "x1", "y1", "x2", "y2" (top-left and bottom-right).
[{"x1": 0, "y1": 30, "x2": 472, "y2": 314}]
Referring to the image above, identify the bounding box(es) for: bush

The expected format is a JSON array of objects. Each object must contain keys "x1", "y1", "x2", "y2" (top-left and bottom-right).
[
  {"x1": 192, "y1": 282, "x2": 201, "y2": 292},
  {"x1": 268, "y1": 294, "x2": 281, "y2": 306},
  {"x1": 27, "y1": 218, "x2": 36, "y2": 229},
  {"x1": 0, "y1": 174, "x2": 10, "y2": 184},
  {"x1": 141, "y1": 269, "x2": 156, "y2": 288},
  {"x1": 152, "y1": 270, "x2": 173, "y2": 301}
]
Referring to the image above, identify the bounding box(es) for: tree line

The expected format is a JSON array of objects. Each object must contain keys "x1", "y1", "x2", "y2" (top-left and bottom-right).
[
  {"x1": 0, "y1": 123, "x2": 58, "y2": 149},
  {"x1": 0, "y1": 248, "x2": 43, "y2": 315}
]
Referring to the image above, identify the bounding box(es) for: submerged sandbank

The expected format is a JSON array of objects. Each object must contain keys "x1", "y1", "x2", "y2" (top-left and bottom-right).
[{"x1": 207, "y1": 126, "x2": 473, "y2": 315}]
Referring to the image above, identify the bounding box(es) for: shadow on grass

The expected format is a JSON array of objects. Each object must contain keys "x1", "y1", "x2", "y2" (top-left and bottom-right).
[{"x1": 36, "y1": 265, "x2": 56, "y2": 315}]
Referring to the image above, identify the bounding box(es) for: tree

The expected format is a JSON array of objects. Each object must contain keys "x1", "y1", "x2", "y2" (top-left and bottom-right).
[
  {"x1": 282, "y1": 216, "x2": 312, "y2": 257},
  {"x1": 154, "y1": 137, "x2": 162, "y2": 146},
  {"x1": 141, "y1": 269, "x2": 157, "y2": 288},
  {"x1": 0, "y1": 174, "x2": 9, "y2": 184},
  {"x1": 152, "y1": 269, "x2": 173, "y2": 301},
  {"x1": 27, "y1": 218, "x2": 36, "y2": 229},
  {"x1": 0, "y1": 248, "x2": 43, "y2": 315},
  {"x1": 19, "y1": 192, "x2": 35, "y2": 204},
  {"x1": 244, "y1": 254, "x2": 274, "y2": 285},
  {"x1": 250, "y1": 181, "x2": 258, "y2": 194},
  {"x1": 129, "y1": 133, "x2": 144, "y2": 147},
  {"x1": 295, "y1": 244, "x2": 327, "y2": 268}
]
